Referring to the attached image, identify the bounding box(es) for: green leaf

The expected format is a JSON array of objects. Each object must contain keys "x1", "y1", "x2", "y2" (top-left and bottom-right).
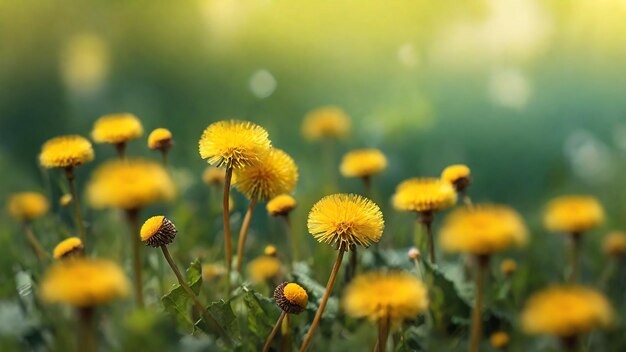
[
  {"x1": 161, "y1": 259, "x2": 203, "y2": 332},
  {"x1": 242, "y1": 287, "x2": 279, "y2": 342},
  {"x1": 201, "y1": 300, "x2": 241, "y2": 345},
  {"x1": 290, "y1": 262, "x2": 338, "y2": 319}
]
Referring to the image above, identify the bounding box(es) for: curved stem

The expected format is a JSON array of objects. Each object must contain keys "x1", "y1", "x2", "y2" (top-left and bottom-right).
[
  {"x1": 161, "y1": 246, "x2": 231, "y2": 345},
  {"x1": 568, "y1": 233, "x2": 581, "y2": 283},
  {"x1": 223, "y1": 165, "x2": 233, "y2": 294},
  {"x1": 23, "y1": 222, "x2": 49, "y2": 262},
  {"x1": 78, "y1": 307, "x2": 95, "y2": 352},
  {"x1": 299, "y1": 243, "x2": 346, "y2": 352},
  {"x1": 65, "y1": 167, "x2": 87, "y2": 246},
  {"x1": 236, "y1": 199, "x2": 257, "y2": 274},
  {"x1": 126, "y1": 209, "x2": 144, "y2": 308},
  {"x1": 263, "y1": 311, "x2": 287, "y2": 352},
  {"x1": 376, "y1": 315, "x2": 390, "y2": 352},
  {"x1": 469, "y1": 255, "x2": 488, "y2": 352}
]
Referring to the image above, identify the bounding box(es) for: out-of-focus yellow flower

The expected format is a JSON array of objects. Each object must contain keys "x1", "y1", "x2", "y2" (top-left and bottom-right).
[
  {"x1": 60, "y1": 33, "x2": 109, "y2": 93},
  {"x1": 92, "y1": 113, "x2": 143, "y2": 144},
  {"x1": 202, "y1": 166, "x2": 235, "y2": 186},
  {"x1": 489, "y1": 331, "x2": 510, "y2": 349},
  {"x1": 199, "y1": 120, "x2": 271, "y2": 169},
  {"x1": 264, "y1": 245, "x2": 277, "y2": 257},
  {"x1": 603, "y1": 231, "x2": 626, "y2": 256},
  {"x1": 87, "y1": 159, "x2": 175, "y2": 210},
  {"x1": 39, "y1": 135, "x2": 94, "y2": 169},
  {"x1": 147, "y1": 128, "x2": 173, "y2": 151},
  {"x1": 274, "y1": 282, "x2": 308, "y2": 314},
  {"x1": 40, "y1": 258, "x2": 129, "y2": 307},
  {"x1": 340, "y1": 148, "x2": 387, "y2": 178},
  {"x1": 544, "y1": 196, "x2": 604, "y2": 234},
  {"x1": 308, "y1": 193, "x2": 384, "y2": 249},
  {"x1": 441, "y1": 164, "x2": 471, "y2": 192},
  {"x1": 440, "y1": 205, "x2": 527, "y2": 255},
  {"x1": 392, "y1": 178, "x2": 457, "y2": 213},
  {"x1": 343, "y1": 271, "x2": 428, "y2": 322},
  {"x1": 53, "y1": 237, "x2": 84, "y2": 259},
  {"x1": 8, "y1": 192, "x2": 49, "y2": 221},
  {"x1": 202, "y1": 263, "x2": 225, "y2": 281},
  {"x1": 301, "y1": 106, "x2": 350, "y2": 140},
  {"x1": 234, "y1": 148, "x2": 298, "y2": 201},
  {"x1": 500, "y1": 258, "x2": 518, "y2": 276},
  {"x1": 247, "y1": 256, "x2": 281, "y2": 283},
  {"x1": 521, "y1": 285, "x2": 613, "y2": 337},
  {"x1": 266, "y1": 194, "x2": 297, "y2": 216},
  {"x1": 140, "y1": 216, "x2": 177, "y2": 247},
  {"x1": 59, "y1": 194, "x2": 73, "y2": 207}
]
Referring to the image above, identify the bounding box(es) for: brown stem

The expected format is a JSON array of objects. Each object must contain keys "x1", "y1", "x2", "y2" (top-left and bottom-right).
[
  {"x1": 561, "y1": 335, "x2": 579, "y2": 352},
  {"x1": 126, "y1": 209, "x2": 144, "y2": 308},
  {"x1": 299, "y1": 243, "x2": 346, "y2": 352},
  {"x1": 568, "y1": 233, "x2": 581, "y2": 283},
  {"x1": 78, "y1": 306, "x2": 96, "y2": 352},
  {"x1": 65, "y1": 167, "x2": 87, "y2": 246},
  {"x1": 263, "y1": 311, "x2": 287, "y2": 352},
  {"x1": 223, "y1": 165, "x2": 233, "y2": 294},
  {"x1": 236, "y1": 199, "x2": 257, "y2": 274},
  {"x1": 23, "y1": 222, "x2": 49, "y2": 262},
  {"x1": 161, "y1": 149, "x2": 169, "y2": 167},
  {"x1": 420, "y1": 211, "x2": 435, "y2": 264},
  {"x1": 376, "y1": 315, "x2": 391, "y2": 352},
  {"x1": 362, "y1": 176, "x2": 372, "y2": 198},
  {"x1": 469, "y1": 255, "x2": 489, "y2": 352},
  {"x1": 344, "y1": 245, "x2": 357, "y2": 284},
  {"x1": 115, "y1": 142, "x2": 126, "y2": 159}
]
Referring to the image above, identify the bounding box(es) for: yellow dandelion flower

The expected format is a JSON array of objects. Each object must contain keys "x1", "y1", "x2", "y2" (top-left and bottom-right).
[
  {"x1": 147, "y1": 128, "x2": 173, "y2": 151},
  {"x1": 308, "y1": 193, "x2": 384, "y2": 249},
  {"x1": 489, "y1": 331, "x2": 510, "y2": 349},
  {"x1": 264, "y1": 245, "x2": 277, "y2": 257},
  {"x1": 53, "y1": 237, "x2": 84, "y2": 259},
  {"x1": 439, "y1": 205, "x2": 527, "y2": 255},
  {"x1": 40, "y1": 258, "x2": 129, "y2": 307},
  {"x1": 441, "y1": 164, "x2": 471, "y2": 192},
  {"x1": 86, "y1": 159, "x2": 175, "y2": 210},
  {"x1": 247, "y1": 256, "x2": 281, "y2": 283},
  {"x1": 343, "y1": 271, "x2": 429, "y2": 322},
  {"x1": 603, "y1": 231, "x2": 626, "y2": 256},
  {"x1": 140, "y1": 216, "x2": 177, "y2": 247},
  {"x1": 266, "y1": 194, "x2": 297, "y2": 216},
  {"x1": 59, "y1": 194, "x2": 72, "y2": 207},
  {"x1": 274, "y1": 282, "x2": 308, "y2": 314},
  {"x1": 235, "y1": 148, "x2": 298, "y2": 201},
  {"x1": 202, "y1": 263, "x2": 225, "y2": 281},
  {"x1": 203, "y1": 166, "x2": 229, "y2": 186},
  {"x1": 302, "y1": 106, "x2": 350, "y2": 140},
  {"x1": 92, "y1": 113, "x2": 143, "y2": 144},
  {"x1": 544, "y1": 196, "x2": 604, "y2": 234},
  {"x1": 198, "y1": 120, "x2": 271, "y2": 169},
  {"x1": 521, "y1": 285, "x2": 613, "y2": 337},
  {"x1": 500, "y1": 258, "x2": 518, "y2": 276},
  {"x1": 392, "y1": 178, "x2": 457, "y2": 213},
  {"x1": 7, "y1": 192, "x2": 49, "y2": 221},
  {"x1": 340, "y1": 148, "x2": 387, "y2": 178},
  {"x1": 39, "y1": 135, "x2": 94, "y2": 169}
]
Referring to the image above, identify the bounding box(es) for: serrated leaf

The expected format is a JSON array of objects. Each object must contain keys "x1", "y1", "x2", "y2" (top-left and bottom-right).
[
  {"x1": 290, "y1": 262, "x2": 338, "y2": 319},
  {"x1": 242, "y1": 287, "x2": 279, "y2": 342},
  {"x1": 200, "y1": 299, "x2": 241, "y2": 345},
  {"x1": 161, "y1": 259, "x2": 203, "y2": 332}
]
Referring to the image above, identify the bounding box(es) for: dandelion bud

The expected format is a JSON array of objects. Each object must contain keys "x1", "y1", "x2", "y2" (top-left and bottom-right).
[
  {"x1": 140, "y1": 216, "x2": 177, "y2": 247},
  {"x1": 500, "y1": 258, "x2": 517, "y2": 276},
  {"x1": 603, "y1": 231, "x2": 626, "y2": 257},
  {"x1": 489, "y1": 331, "x2": 510, "y2": 349},
  {"x1": 53, "y1": 237, "x2": 84, "y2": 259},
  {"x1": 408, "y1": 247, "x2": 421, "y2": 261},
  {"x1": 264, "y1": 245, "x2": 278, "y2": 257},
  {"x1": 274, "y1": 282, "x2": 308, "y2": 314},
  {"x1": 147, "y1": 128, "x2": 173, "y2": 151}
]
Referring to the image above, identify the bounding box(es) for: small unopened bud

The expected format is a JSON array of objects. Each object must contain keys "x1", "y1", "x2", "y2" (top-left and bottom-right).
[
  {"x1": 408, "y1": 247, "x2": 421, "y2": 261},
  {"x1": 500, "y1": 259, "x2": 517, "y2": 276},
  {"x1": 264, "y1": 245, "x2": 277, "y2": 257}
]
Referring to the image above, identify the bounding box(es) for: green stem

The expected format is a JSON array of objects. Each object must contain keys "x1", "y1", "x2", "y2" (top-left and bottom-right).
[
  {"x1": 23, "y1": 222, "x2": 49, "y2": 262},
  {"x1": 126, "y1": 209, "x2": 144, "y2": 308},
  {"x1": 420, "y1": 211, "x2": 435, "y2": 264},
  {"x1": 263, "y1": 311, "x2": 287, "y2": 352},
  {"x1": 236, "y1": 199, "x2": 257, "y2": 274},
  {"x1": 299, "y1": 243, "x2": 346, "y2": 351},
  {"x1": 469, "y1": 255, "x2": 488, "y2": 352},
  {"x1": 568, "y1": 233, "x2": 581, "y2": 283},
  {"x1": 283, "y1": 214, "x2": 299, "y2": 263},
  {"x1": 161, "y1": 149, "x2": 169, "y2": 167},
  {"x1": 65, "y1": 167, "x2": 87, "y2": 246}
]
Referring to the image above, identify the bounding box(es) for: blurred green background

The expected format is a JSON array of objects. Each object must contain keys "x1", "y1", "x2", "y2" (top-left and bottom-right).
[{"x1": 2, "y1": 0, "x2": 626, "y2": 350}]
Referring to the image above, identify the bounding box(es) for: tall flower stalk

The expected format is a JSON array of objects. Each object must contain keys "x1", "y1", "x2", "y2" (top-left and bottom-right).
[{"x1": 299, "y1": 194, "x2": 384, "y2": 351}]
